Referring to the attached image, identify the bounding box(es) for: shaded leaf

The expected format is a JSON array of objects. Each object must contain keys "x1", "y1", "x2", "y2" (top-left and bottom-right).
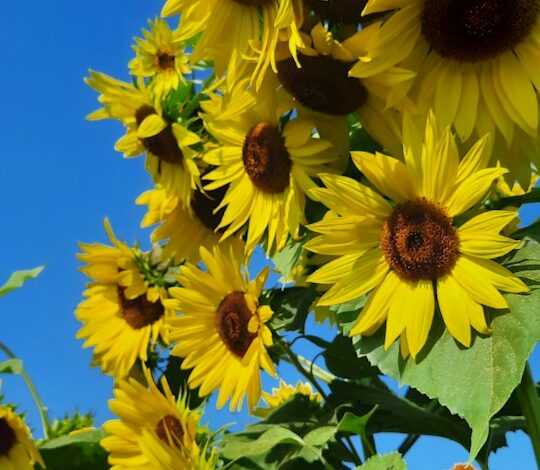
[
  {"x1": 324, "y1": 335, "x2": 378, "y2": 379},
  {"x1": 357, "y1": 452, "x2": 407, "y2": 470},
  {"x1": 0, "y1": 359, "x2": 22, "y2": 375},
  {"x1": 267, "y1": 286, "x2": 318, "y2": 333},
  {"x1": 0, "y1": 266, "x2": 44, "y2": 298}
]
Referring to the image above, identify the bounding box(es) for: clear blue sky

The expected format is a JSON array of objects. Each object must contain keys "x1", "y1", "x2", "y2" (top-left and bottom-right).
[{"x1": 0, "y1": 1, "x2": 538, "y2": 468}]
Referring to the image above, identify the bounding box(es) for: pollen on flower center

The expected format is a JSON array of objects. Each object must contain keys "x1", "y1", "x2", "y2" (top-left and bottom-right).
[
  {"x1": 216, "y1": 291, "x2": 256, "y2": 358},
  {"x1": 157, "y1": 52, "x2": 175, "y2": 70},
  {"x1": 118, "y1": 287, "x2": 164, "y2": 330},
  {"x1": 381, "y1": 199, "x2": 460, "y2": 282},
  {"x1": 0, "y1": 418, "x2": 16, "y2": 456},
  {"x1": 242, "y1": 123, "x2": 292, "y2": 194},
  {"x1": 276, "y1": 54, "x2": 367, "y2": 115},
  {"x1": 421, "y1": 0, "x2": 540, "y2": 62},
  {"x1": 156, "y1": 415, "x2": 184, "y2": 448},
  {"x1": 190, "y1": 186, "x2": 227, "y2": 232},
  {"x1": 135, "y1": 105, "x2": 184, "y2": 165}
]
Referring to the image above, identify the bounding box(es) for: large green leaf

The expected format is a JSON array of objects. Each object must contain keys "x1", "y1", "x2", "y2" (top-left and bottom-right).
[
  {"x1": 0, "y1": 266, "x2": 44, "y2": 298},
  {"x1": 355, "y1": 241, "x2": 540, "y2": 458},
  {"x1": 357, "y1": 453, "x2": 407, "y2": 470}
]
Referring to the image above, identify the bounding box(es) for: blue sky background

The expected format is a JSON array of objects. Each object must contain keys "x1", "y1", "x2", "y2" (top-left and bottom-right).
[{"x1": 0, "y1": 1, "x2": 539, "y2": 469}]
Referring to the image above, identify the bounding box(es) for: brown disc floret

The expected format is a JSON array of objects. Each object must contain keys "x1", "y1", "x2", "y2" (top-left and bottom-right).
[
  {"x1": 421, "y1": 0, "x2": 539, "y2": 62},
  {"x1": 157, "y1": 52, "x2": 176, "y2": 70},
  {"x1": 0, "y1": 418, "x2": 16, "y2": 456},
  {"x1": 118, "y1": 287, "x2": 165, "y2": 329},
  {"x1": 190, "y1": 186, "x2": 227, "y2": 232},
  {"x1": 156, "y1": 415, "x2": 184, "y2": 447},
  {"x1": 242, "y1": 123, "x2": 292, "y2": 194},
  {"x1": 216, "y1": 291, "x2": 256, "y2": 358},
  {"x1": 381, "y1": 199, "x2": 460, "y2": 282}
]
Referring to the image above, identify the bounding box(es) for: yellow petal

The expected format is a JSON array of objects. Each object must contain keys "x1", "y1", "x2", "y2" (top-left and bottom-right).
[
  {"x1": 436, "y1": 274, "x2": 472, "y2": 347},
  {"x1": 404, "y1": 280, "x2": 434, "y2": 359},
  {"x1": 137, "y1": 114, "x2": 167, "y2": 138}
]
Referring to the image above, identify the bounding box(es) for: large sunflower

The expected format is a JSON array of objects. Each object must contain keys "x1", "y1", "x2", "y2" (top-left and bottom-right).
[
  {"x1": 136, "y1": 185, "x2": 224, "y2": 263},
  {"x1": 166, "y1": 240, "x2": 276, "y2": 411},
  {"x1": 86, "y1": 71, "x2": 200, "y2": 203},
  {"x1": 75, "y1": 220, "x2": 174, "y2": 378},
  {"x1": 102, "y1": 368, "x2": 217, "y2": 469},
  {"x1": 0, "y1": 406, "x2": 44, "y2": 470},
  {"x1": 353, "y1": 0, "x2": 540, "y2": 147},
  {"x1": 201, "y1": 79, "x2": 336, "y2": 253},
  {"x1": 306, "y1": 113, "x2": 529, "y2": 358},
  {"x1": 129, "y1": 18, "x2": 191, "y2": 101}
]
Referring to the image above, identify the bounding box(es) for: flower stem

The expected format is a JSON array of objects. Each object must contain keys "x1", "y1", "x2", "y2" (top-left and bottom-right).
[
  {"x1": 0, "y1": 341, "x2": 49, "y2": 439},
  {"x1": 517, "y1": 363, "x2": 540, "y2": 466}
]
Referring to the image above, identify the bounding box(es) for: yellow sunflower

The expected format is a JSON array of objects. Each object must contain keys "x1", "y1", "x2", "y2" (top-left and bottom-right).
[
  {"x1": 255, "y1": 380, "x2": 322, "y2": 417},
  {"x1": 0, "y1": 406, "x2": 44, "y2": 470},
  {"x1": 166, "y1": 240, "x2": 276, "y2": 411},
  {"x1": 136, "y1": 185, "x2": 225, "y2": 263},
  {"x1": 161, "y1": 0, "x2": 304, "y2": 87},
  {"x1": 129, "y1": 18, "x2": 191, "y2": 101},
  {"x1": 102, "y1": 367, "x2": 217, "y2": 470},
  {"x1": 201, "y1": 78, "x2": 337, "y2": 253},
  {"x1": 85, "y1": 71, "x2": 200, "y2": 203},
  {"x1": 75, "y1": 219, "x2": 174, "y2": 378},
  {"x1": 354, "y1": 0, "x2": 540, "y2": 146},
  {"x1": 306, "y1": 113, "x2": 529, "y2": 358}
]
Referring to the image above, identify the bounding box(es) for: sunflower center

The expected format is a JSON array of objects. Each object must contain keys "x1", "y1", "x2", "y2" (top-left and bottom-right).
[
  {"x1": 118, "y1": 287, "x2": 164, "y2": 330},
  {"x1": 242, "y1": 123, "x2": 291, "y2": 194},
  {"x1": 276, "y1": 53, "x2": 367, "y2": 115},
  {"x1": 157, "y1": 52, "x2": 175, "y2": 70},
  {"x1": 216, "y1": 291, "x2": 256, "y2": 358},
  {"x1": 381, "y1": 199, "x2": 460, "y2": 282},
  {"x1": 421, "y1": 0, "x2": 539, "y2": 62},
  {"x1": 190, "y1": 186, "x2": 227, "y2": 232},
  {"x1": 0, "y1": 418, "x2": 16, "y2": 456},
  {"x1": 156, "y1": 415, "x2": 184, "y2": 448},
  {"x1": 135, "y1": 105, "x2": 183, "y2": 165}
]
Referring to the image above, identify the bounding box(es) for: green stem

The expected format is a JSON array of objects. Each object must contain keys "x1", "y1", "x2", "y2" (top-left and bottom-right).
[
  {"x1": 0, "y1": 342, "x2": 49, "y2": 439},
  {"x1": 517, "y1": 363, "x2": 540, "y2": 466}
]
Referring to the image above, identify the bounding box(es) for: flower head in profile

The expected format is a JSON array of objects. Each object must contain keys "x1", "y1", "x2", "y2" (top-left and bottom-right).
[
  {"x1": 0, "y1": 406, "x2": 44, "y2": 469},
  {"x1": 75, "y1": 219, "x2": 175, "y2": 378},
  {"x1": 307, "y1": 113, "x2": 528, "y2": 358},
  {"x1": 101, "y1": 368, "x2": 218, "y2": 470},
  {"x1": 129, "y1": 18, "x2": 191, "y2": 100},
  {"x1": 85, "y1": 71, "x2": 200, "y2": 203},
  {"x1": 166, "y1": 239, "x2": 276, "y2": 411},
  {"x1": 255, "y1": 380, "x2": 322, "y2": 417}
]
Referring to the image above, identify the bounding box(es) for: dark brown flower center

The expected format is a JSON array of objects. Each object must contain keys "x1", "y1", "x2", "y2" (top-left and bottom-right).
[
  {"x1": 156, "y1": 415, "x2": 184, "y2": 447},
  {"x1": 381, "y1": 199, "x2": 460, "y2": 282},
  {"x1": 190, "y1": 186, "x2": 227, "y2": 232},
  {"x1": 0, "y1": 418, "x2": 16, "y2": 456},
  {"x1": 157, "y1": 52, "x2": 176, "y2": 70},
  {"x1": 216, "y1": 291, "x2": 256, "y2": 358},
  {"x1": 242, "y1": 123, "x2": 291, "y2": 194},
  {"x1": 421, "y1": 0, "x2": 539, "y2": 62},
  {"x1": 277, "y1": 53, "x2": 367, "y2": 115},
  {"x1": 306, "y1": 0, "x2": 367, "y2": 24},
  {"x1": 118, "y1": 287, "x2": 164, "y2": 330},
  {"x1": 135, "y1": 105, "x2": 183, "y2": 165}
]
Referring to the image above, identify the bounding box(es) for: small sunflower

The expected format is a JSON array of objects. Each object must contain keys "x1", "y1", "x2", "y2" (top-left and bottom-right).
[
  {"x1": 255, "y1": 380, "x2": 322, "y2": 417},
  {"x1": 75, "y1": 220, "x2": 174, "y2": 378},
  {"x1": 0, "y1": 406, "x2": 44, "y2": 470},
  {"x1": 306, "y1": 113, "x2": 529, "y2": 358},
  {"x1": 85, "y1": 71, "x2": 200, "y2": 203},
  {"x1": 102, "y1": 368, "x2": 217, "y2": 470},
  {"x1": 136, "y1": 185, "x2": 225, "y2": 263},
  {"x1": 129, "y1": 18, "x2": 191, "y2": 101},
  {"x1": 354, "y1": 0, "x2": 540, "y2": 147},
  {"x1": 166, "y1": 240, "x2": 276, "y2": 411},
  {"x1": 201, "y1": 79, "x2": 337, "y2": 253}
]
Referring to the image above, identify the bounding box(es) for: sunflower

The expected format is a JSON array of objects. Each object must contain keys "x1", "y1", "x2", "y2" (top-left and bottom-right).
[
  {"x1": 255, "y1": 380, "x2": 322, "y2": 417},
  {"x1": 75, "y1": 219, "x2": 174, "y2": 378},
  {"x1": 0, "y1": 406, "x2": 44, "y2": 470},
  {"x1": 166, "y1": 240, "x2": 276, "y2": 411},
  {"x1": 85, "y1": 71, "x2": 200, "y2": 203},
  {"x1": 306, "y1": 113, "x2": 529, "y2": 358},
  {"x1": 201, "y1": 78, "x2": 337, "y2": 253},
  {"x1": 129, "y1": 18, "x2": 191, "y2": 101},
  {"x1": 136, "y1": 185, "x2": 225, "y2": 263},
  {"x1": 353, "y1": 0, "x2": 540, "y2": 147},
  {"x1": 102, "y1": 368, "x2": 218, "y2": 469},
  {"x1": 161, "y1": 0, "x2": 304, "y2": 87}
]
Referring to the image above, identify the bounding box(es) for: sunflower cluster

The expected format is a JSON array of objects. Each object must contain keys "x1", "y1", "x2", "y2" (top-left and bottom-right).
[{"x1": 78, "y1": 0, "x2": 538, "y2": 467}]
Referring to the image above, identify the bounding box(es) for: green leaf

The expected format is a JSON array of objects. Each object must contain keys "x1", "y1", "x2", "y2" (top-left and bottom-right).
[
  {"x1": 324, "y1": 335, "x2": 378, "y2": 379},
  {"x1": 267, "y1": 286, "x2": 318, "y2": 333},
  {"x1": 337, "y1": 409, "x2": 376, "y2": 435},
  {"x1": 39, "y1": 429, "x2": 108, "y2": 470},
  {"x1": 272, "y1": 237, "x2": 305, "y2": 284},
  {"x1": 488, "y1": 187, "x2": 540, "y2": 210},
  {"x1": 513, "y1": 219, "x2": 540, "y2": 243},
  {"x1": 357, "y1": 453, "x2": 407, "y2": 470},
  {"x1": 303, "y1": 426, "x2": 336, "y2": 447},
  {"x1": 355, "y1": 241, "x2": 540, "y2": 458},
  {"x1": 0, "y1": 266, "x2": 44, "y2": 298},
  {"x1": 0, "y1": 359, "x2": 22, "y2": 375}
]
